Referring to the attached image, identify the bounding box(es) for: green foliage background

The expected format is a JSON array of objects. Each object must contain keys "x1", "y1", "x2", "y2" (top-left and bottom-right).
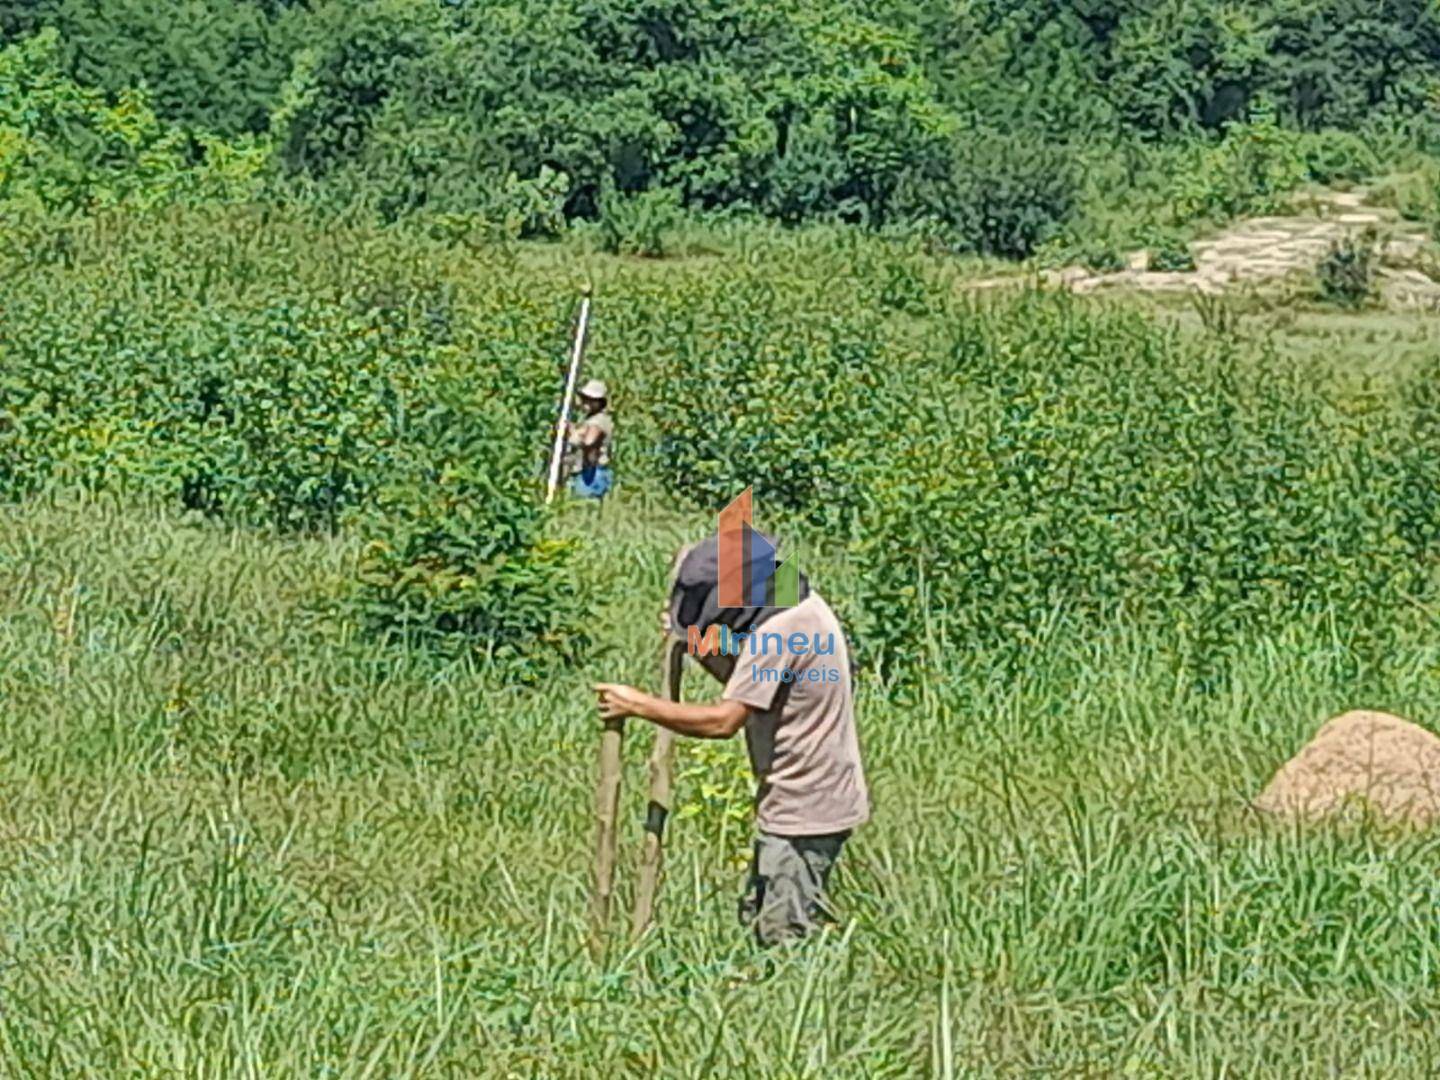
[
  {"x1": 5, "y1": 2, "x2": 1440, "y2": 669},
  {"x1": 7, "y1": 5, "x2": 1440, "y2": 1073},
  {"x1": 5, "y1": 1, "x2": 1440, "y2": 242},
  {"x1": 1, "y1": 204, "x2": 588, "y2": 668},
  {"x1": 8, "y1": 196, "x2": 1440, "y2": 686}
]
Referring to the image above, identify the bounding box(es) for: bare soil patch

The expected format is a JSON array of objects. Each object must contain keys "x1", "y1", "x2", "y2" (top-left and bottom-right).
[{"x1": 968, "y1": 190, "x2": 1440, "y2": 309}]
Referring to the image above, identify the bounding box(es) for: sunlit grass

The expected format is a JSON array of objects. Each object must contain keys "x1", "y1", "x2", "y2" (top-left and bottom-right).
[{"x1": 1, "y1": 492, "x2": 1439, "y2": 1074}]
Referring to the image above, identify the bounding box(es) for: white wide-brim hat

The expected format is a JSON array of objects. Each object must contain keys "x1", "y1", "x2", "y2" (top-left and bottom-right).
[{"x1": 579, "y1": 378, "x2": 608, "y2": 400}]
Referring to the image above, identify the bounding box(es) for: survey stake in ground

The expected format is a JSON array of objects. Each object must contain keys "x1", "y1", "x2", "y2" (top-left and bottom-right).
[
  {"x1": 544, "y1": 289, "x2": 592, "y2": 505},
  {"x1": 594, "y1": 529, "x2": 870, "y2": 946}
]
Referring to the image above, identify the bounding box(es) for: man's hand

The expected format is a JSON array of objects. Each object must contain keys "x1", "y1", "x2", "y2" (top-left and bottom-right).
[
  {"x1": 594, "y1": 682, "x2": 749, "y2": 739},
  {"x1": 594, "y1": 683, "x2": 650, "y2": 721}
]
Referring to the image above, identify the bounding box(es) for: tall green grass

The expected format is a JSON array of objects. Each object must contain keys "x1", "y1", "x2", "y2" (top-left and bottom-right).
[{"x1": 4, "y1": 492, "x2": 1440, "y2": 1075}]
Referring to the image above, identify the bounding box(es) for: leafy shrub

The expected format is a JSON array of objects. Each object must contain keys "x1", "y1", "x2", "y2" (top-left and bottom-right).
[
  {"x1": 898, "y1": 131, "x2": 1079, "y2": 258},
  {"x1": 490, "y1": 167, "x2": 571, "y2": 240},
  {"x1": 0, "y1": 280, "x2": 426, "y2": 529},
  {"x1": 0, "y1": 30, "x2": 266, "y2": 216},
  {"x1": 651, "y1": 327, "x2": 875, "y2": 525},
  {"x1": 596, "y1": 186, "x2": 681, "y2": 257},
  {"x1": 0, "y1": 207, "x2": 585, "y2": 668},
  {"x1": 1373, "y1": 161, "x2": 1440, "y2": 239},
  {"x1": 1295, "y1": 129, "x2": 1380, "y2": 186},
  {"x1": 1315, "y1": 230, "x2": 1377, "y2": 307},
  {"x1": 1165, "y1": 106, "x2": 1309, "y2": 227},
  {"x1": 848, "y1": 293, "x2": 1436, "y2": 683},
  {"x1": 854, "y1": 240, "x2": 944, "y2": 316},
  {"x1": 675, "y1": 738, "x2": 752, "y2": 869},
  {"x1": 4, "y1": 0, "x2": 296, "y2": 137},
  {"x1": 270, "y1": 0, "x2": 447, "y2": 185},
  {"x1": 1081, "y1": 243, "x2": 1126, "y2": 273},
  {"x1": 1150, "y1": 236, "x2": 1197, "y2": 272},
  {"x1": 608, "y1": 257, "x2": 903, "y2": 532},
  {"x1": 353, "y1": 361, "x2": 585, "y2": 673}
]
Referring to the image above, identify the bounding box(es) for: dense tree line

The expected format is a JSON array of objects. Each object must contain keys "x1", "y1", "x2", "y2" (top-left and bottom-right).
[{"x1": 3, "y1": 1, "x2": 1439, "y2": 248}]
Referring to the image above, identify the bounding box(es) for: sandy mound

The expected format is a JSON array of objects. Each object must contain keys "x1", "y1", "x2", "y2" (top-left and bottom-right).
[{"x1": 1253, "y1": 710, "x2": 1440, "y2": 825}]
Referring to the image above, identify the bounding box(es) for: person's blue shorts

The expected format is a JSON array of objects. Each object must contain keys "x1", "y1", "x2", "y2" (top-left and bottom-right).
[{"x1": 570, "y1": 465, "x2": 613, "y2": 500}]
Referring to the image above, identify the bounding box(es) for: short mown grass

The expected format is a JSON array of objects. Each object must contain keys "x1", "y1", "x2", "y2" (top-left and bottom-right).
[{"x1": 3, "y1": 492, "x2": 1440, "y2": 1075}]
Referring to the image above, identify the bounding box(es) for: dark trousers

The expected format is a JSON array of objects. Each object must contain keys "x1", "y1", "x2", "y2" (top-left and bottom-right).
[{"x1": 738, "y1": 831, "x2": 850, "y2": 947}]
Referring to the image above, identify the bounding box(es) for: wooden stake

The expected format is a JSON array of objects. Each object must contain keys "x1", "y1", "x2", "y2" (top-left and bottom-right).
[
  {"x1": 632, "y1": 639, "x2": 684, "y2": 939},
  {"x1": 589, "y1": 713, "x2": 624, "y2": 957}
]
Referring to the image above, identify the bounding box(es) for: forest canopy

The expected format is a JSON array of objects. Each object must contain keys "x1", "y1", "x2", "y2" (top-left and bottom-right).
[{"x1": 2, "y1": 1, "x2": 1439, "y2": 252}]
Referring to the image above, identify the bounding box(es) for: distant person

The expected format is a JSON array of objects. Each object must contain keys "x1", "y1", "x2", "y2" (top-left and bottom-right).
[
  {"x1": 594, "y1": 533, "x2": 870, "y2": 947},
  {"x1": 565, "y1": 378, "x2": 613, "y2": 500}
]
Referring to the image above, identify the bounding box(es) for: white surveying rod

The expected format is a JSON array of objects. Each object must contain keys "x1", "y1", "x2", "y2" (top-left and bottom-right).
[{"x1": 546, "y1": 290, "x2": 592, "y2": 505}]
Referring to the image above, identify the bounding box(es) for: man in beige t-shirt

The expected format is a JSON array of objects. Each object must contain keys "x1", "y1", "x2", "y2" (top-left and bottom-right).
[{"x1": 594, "y1": 533, "x2": 870, "y2": 946}]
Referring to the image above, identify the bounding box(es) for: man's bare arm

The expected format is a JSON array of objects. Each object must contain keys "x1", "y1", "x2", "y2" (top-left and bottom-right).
[
  {"x1": 566, "y1": 421, "x2": 603, "y2": 447},
  {"x1": 594, "y1": 683, "x2": 748, "y2": 739}
]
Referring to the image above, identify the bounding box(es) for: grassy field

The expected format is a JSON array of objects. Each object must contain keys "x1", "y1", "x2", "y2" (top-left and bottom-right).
[
  {"x1": 5, "y1": 191, "x2": 1440, "y2": 1077},
  {"x1": 5, "y1": 479, "x2": 1440, "y2": 1076},
  {"x1": 9, "y1": 8, "x2": 1440, "y2": 1071}
]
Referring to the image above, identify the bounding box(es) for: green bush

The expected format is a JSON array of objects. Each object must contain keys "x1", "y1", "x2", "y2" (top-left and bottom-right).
[
  {"x1": 596, "y1": 186, "x2": 680, "y2": 257},
  {"x1": 1165, "y1": 107, "x2": 1309, "y2": 227},
  {"x1": 1315, "y1": 230, "x2": 1378, "y2": 307},
  {"x1": 270, "y1": 0, "x2": 447, "y2": 186},
  {"x1": 352, "y1": 362, "x2": 586, "y2": 673},
  {"x1": 1295, "y1": 129, "x2": 1381, "y2": 186},
  {"x1": 897, "y1": 131, "x2": 1079, "y2": 258},
  {"x1": 0, "y1": 29, "x2": 267, "y2": 216},
  {"x1": 875, "y1": 252, "x2": 935, "y2": 315},
  {"x1": 0, "y1": 207, "x2": 585, "y2": 668},
  {"x1": 622, "y1": 270, "x2": 885, "y2": 529},
  {"x1": 1, "y1": 0, "x2": 297, "y2": 137},
  {"x1": 1081, "y1": 243, "x2": 1126, "y2": 273},
  {"x1": 1374, "y1": 161, "x2": 1440, "y2": 239},
  {"x1": 848, "y1": 293, "x2": 1435, "y2": 683},
  {"x1": 1150, "y1": 235, "x2": 1197, "y2": 272},
  {"x1": 0, "y1": 273, "x2": 426, "y2": 529}
]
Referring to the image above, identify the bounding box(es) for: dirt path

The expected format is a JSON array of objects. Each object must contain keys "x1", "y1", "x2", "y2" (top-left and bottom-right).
[{"x1": 969, "y1": 190, "x2": 1440, "y2": 308}]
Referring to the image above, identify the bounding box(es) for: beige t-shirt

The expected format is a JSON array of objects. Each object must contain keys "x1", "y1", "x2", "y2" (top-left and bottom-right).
[{"x1": 722, "y1": 594, "x2": 870, "y2": 835}]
